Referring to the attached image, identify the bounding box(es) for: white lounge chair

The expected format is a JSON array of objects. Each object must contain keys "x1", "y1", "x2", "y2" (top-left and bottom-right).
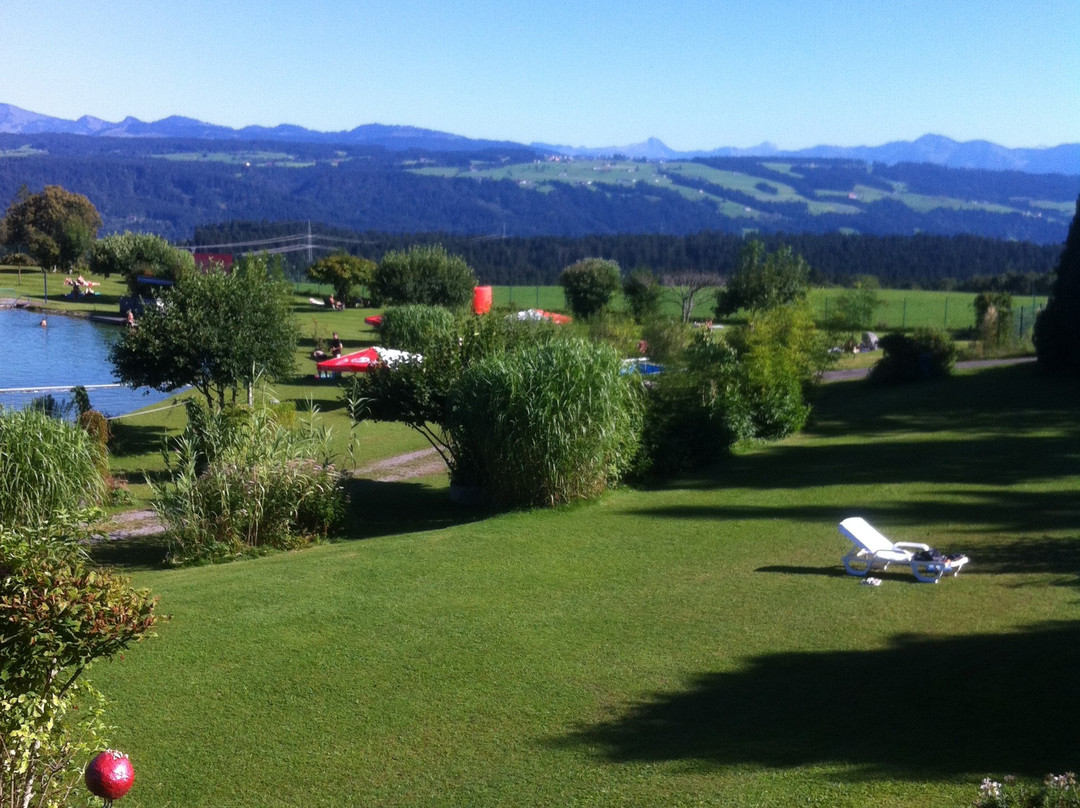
[{"x1": 839, "y1": 516, "x2": 968, "y2": 583}]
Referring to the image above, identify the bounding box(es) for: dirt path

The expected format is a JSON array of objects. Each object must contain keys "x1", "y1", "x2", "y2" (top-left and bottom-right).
[
  {"x1": 353, "y1": 447, "x2": 447, "y2": 482},
  {"x1": 821, "y1": 356, "x2": 1035, "y2": 383}
]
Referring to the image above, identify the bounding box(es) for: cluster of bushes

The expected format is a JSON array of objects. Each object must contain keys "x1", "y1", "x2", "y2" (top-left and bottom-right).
[
  {"x1": 152, "y1": 401, "x2": 346, "y2": 565},
  {"x1": 867, "y1": 329, "x2": 957, "y2": 385},
  {"x1": 0, "y1": 408, "x2": 158, "y2": 808},
  {"x1": 350, "y1": 290, "x2": 830, "y2": 500}
]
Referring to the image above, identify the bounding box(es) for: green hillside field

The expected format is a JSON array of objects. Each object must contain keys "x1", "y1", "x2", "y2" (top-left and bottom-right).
[{"x1": 89, "y1": 361, "x2": 1080, "y2": 808}]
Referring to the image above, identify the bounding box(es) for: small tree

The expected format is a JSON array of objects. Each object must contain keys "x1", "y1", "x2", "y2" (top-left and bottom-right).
[
  {"x1": 663, "y1": 270, "x2": 722, "y2": 323},
  {"x1": 307, "y1": 251, "x2": 375, "y2": 305},
  {"x1": 89, "y1": 231, "x2": 195, "y2": 294},
  {"x1": 372, "y1": 244, "x2": 476, "y2": 308},
  {"x1": 832, "y1": 275, "x2": 881, "y2": 332},
  {"x1": 0, "y1": 185, "x2": 101, "y2": 271},
  {"x1": 715, "y1": 240, "x2": 810, "y2": 317},
  {"x1": 622, "y1": 266, "x2": 663, "y2": 322},
  {"x1": 110, "y1": 255, "x2": 298, "y2": 409},
  {"x1": 1034, "y1": 194, "x2": 1080, "y2": 375},
  {"x1": 559, "y1": 258, "x2": 621, "y2": 319}
]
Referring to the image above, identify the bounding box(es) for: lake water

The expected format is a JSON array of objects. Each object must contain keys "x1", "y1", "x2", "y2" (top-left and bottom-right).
[{"x1": 0, "y1": 308, "x2": 176, "y2": 417}]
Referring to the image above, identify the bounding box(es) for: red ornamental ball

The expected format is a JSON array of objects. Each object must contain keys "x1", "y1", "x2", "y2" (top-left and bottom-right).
[{"x1": 85, "y1": 750, "x2": 135, "y2": 801}]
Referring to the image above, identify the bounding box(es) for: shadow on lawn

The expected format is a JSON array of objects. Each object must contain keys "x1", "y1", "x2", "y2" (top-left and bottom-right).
[
  {"x1": 109, "y1": 421, "x2": 170, "y2": 457},
  {"x1": 563, "y1": 621, "x2": 1080, "y2": 779},
  {"x1": 338, "y1": 477, "x2": 489, "y2": 540}
]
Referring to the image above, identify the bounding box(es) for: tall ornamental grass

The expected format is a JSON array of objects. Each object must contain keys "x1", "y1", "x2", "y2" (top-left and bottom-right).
[
  {"x1": 0, "y1": 408, "x2": 105, "y2": 529},
  {"x1": 152, "y1": 404, "x2": 345, "y2": 564},
  {"x1": 379, "y1": 304, "x2": 456, "y2": 354},
  {"x1": 447, "y1": 337, "x2": 642, "y2": 507}
]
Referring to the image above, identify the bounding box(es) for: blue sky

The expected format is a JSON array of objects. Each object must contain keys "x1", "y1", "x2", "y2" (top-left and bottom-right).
[{"x1": 1, "y1": 0, "x2": 1076, "y2": 150}]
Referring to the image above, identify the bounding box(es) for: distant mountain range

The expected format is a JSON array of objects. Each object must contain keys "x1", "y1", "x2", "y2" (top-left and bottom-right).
[{"x1": 1, "y1": 103, "x2": 1077, "y2": 175}]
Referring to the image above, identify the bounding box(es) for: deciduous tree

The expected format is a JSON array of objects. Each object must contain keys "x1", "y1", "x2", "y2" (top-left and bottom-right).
[
  {"x1": 89, "y1": 231, "x2": 195, "y2": 293},
  {"x1": 109, "y1": 255, "x2": 298, "y2": 409},
  {"x1": 715, "y1": 240, "x2": 810, "y2": 317},
  {"x1": 622, "y1": 266, "x2": 663, "y2": 322},
  {"x1": 306, "y1": 251, "x2": 375, "y2": 305},
  {"x1": 663, "y1": 270, "x2": 722, "y2": 323},
  {"x1": 0, "y1": 185, "x2": 101, "y2": 271}
]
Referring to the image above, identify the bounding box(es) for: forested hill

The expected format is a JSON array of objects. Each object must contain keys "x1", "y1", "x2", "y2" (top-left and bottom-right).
[
  {"x1": 0, "y1": 132, "x2": 1077, "y2": 245},
  {"x1": 192, "y1": 223, "x2": 1063, "y2": 290}
]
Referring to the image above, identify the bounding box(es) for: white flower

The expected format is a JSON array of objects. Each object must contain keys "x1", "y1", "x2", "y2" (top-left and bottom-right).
[{"x1": 980, "y1": 778, "x2": 1002, "y2": 798}]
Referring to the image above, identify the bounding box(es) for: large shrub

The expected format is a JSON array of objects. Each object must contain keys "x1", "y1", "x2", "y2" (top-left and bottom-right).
[
  {"x1": 635, "y1": 333, "x2": 746, "y2": 479},
  {"x1": 152, "y1": 403, "x2": 345, "y2": 564},
  {"x1": 0, "y1": 408, "x2": 105, "y2": 529},
  {"x1": 379, "y1": 304, "x2": 457, "y2": 354},
  {"x1": 372, "y1": 244, "x2": 476, "y2": 308},
  {"x1": 727, "y1": 301, "x2": 823, "y2": 440},
  {"x1": 1, "y1": 520, "x2": 157, "y2": 808},
  {"x1": 868, "y1": 329, "x2": 957, "y2": 385},
  {"x1": 446, "y1": 337, "x2": 642, "y2": 507},
  {"x1": 559, "y1": 258, "x2": 621, "y2": 320},
  {"x1": 345, "y1": 313, "x2": 557, "y2": 482},
  {"x1": 622, "y1": 267, "x2": 663, "y2": 322}
]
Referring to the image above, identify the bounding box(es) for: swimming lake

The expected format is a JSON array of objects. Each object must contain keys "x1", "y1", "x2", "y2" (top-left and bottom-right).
[{"x1": 0, "y1": 308, "x2": 176, "y2": 417}]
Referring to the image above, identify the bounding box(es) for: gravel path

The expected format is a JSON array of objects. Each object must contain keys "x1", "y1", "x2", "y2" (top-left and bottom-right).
[{"x1": 821, "y1": 355, "x2": 1035, "y2": 383}]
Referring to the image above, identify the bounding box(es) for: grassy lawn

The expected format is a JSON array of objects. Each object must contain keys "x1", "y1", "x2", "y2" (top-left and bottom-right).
[{"x1": 89, "y1": 362, "x2": 1080, "y2": 807}]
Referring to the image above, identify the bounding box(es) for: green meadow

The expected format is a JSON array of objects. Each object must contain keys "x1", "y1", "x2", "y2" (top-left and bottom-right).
[
  {"x1": 88, "y1": 362, "x2": 1080, "y2": 808},
  {"x1": 4, "y1": 265, "x2": 1077, "y2": 806}
]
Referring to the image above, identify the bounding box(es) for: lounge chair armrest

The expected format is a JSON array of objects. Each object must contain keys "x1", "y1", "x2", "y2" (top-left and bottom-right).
[{"x1": 893, "y1": 542, "x2": 930, "y2": 551}]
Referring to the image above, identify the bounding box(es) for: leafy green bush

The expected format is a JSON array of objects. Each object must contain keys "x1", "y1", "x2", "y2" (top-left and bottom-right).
[
  {"x1": 88, "y1": 230, "x2": 195, "y2": 295},
  {"x1": 0, "y1": 408, "x2": 105, "y2": 530},
  {"x1": 640, "y1": 317, "x2": 692, "y2": 364},
  {"x1": 379, "y1": 304, "x2": 457, "y2": 354},
  {"x1": 634, "y1": 333, "x2": 745, "y2": 479},
  {"x1": 1, "y1": 519, "x2": 157, "y2": 808},
  {"x1": 727, "y1": 302, "x2": 823, "y2": 440},
  {"x1": 447, "y1": 337, "x2": 642, "y2": 507},
  {"x1": 372, "y1": 244, "x2": 476, "y2": 308},
  {"x1": 585, "y1": 310, "x2": 640, "y2": 356},
  {"x1": 345, "y1": 313, "x2": 557, "y2": 483},
  {"x1": 559, "y1": 258, "x2": 621, "y2": 320},
  {"x1": 152, "y1": 404, "x2": 345, "y2": 564},
  {"x1": 715, "y1": 240, "x2": 810, "y2": 317},
  {"x1": 622, "y1": 267, "x2": 663, "y2": 322},
  {"x1": 868, "y1": 328, "x2": 957, "y2": 385}
]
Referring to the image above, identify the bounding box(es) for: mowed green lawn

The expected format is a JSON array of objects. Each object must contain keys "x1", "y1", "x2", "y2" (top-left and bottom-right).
[{"x1": 91, "y1": 363, "x2": 1080, "y2": 807}]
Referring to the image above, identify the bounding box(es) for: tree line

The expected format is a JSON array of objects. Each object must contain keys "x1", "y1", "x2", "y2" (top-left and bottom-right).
[{"x1": 191, "y1": 221, "x2": 1062, "y2": 291}]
